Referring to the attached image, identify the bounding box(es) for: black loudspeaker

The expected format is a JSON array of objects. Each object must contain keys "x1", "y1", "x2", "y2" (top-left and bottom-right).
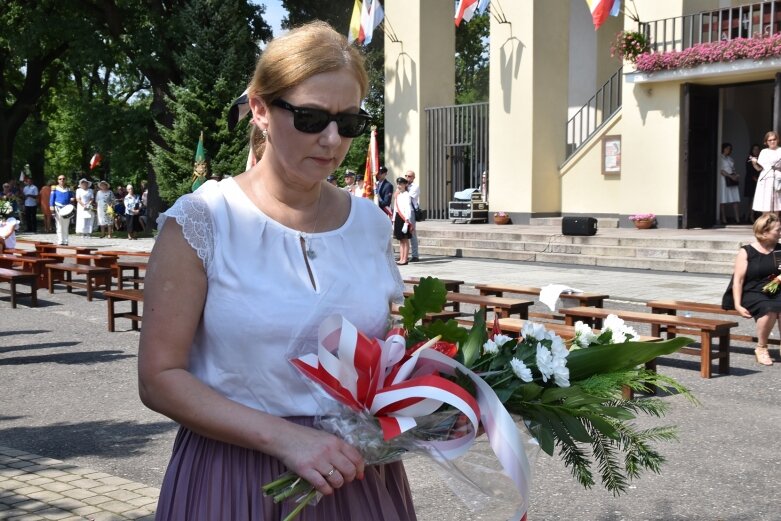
[{"x1": 562, "y1": 216, "x2": 598, "y2": 236}]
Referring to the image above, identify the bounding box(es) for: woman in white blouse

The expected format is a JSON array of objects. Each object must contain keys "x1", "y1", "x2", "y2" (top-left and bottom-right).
[
  {"x1": 75, "y1": 178, "x2": 94, "y2": 237},
  {"x1": 392, "y1": 176, "x2": 413, "y2": 265}
]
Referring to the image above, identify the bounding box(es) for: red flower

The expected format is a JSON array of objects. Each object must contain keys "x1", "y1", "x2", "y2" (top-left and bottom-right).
[{"x1": 409, "y1": 340, "x2": 459, "y2": 358}]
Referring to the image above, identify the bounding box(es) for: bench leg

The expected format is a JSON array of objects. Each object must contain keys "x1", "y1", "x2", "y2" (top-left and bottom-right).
[
  {"x1": 718, "y1": 334, "x2": 730, "y2": 375},
  {"x1": 48, "y1": 269, "x2": 56, "y2": 294},
  {"x1": 29, "y1": 278, "x2": 37, "y2": 307},
  {"x1": 107, "y1": 296, "x2": 116, "y2": 332},
  {"x1": 131, "y1": 300, "x2": 139, "y2": 331},
  {"x1": 65, "y1": 271, "x2": 73, "y2": 294},
  {"x1": 10, "y1": 280, "x2": 17, "y2": 308},
  {"x1": 700, "y1": 333, "x2": 713, "y2": 379},
  {"x1": 87, "y1": 276, "x2": 94, "y2": 301}
]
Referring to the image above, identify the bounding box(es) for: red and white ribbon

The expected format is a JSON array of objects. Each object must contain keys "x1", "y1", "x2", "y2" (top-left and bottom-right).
[{"x1": 291, "y1": 315, "x2": 530, "y2": 520}]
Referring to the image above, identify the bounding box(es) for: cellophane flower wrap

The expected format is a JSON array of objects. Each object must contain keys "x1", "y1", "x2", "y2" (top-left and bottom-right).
[{"x1": 264, "y1": 278, "x2": 695, "y2": 520}]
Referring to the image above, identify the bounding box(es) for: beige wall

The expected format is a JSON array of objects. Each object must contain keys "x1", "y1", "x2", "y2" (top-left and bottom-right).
[
  {"x1": 384, "y1": 0, "x2": 454, "y2": 200},
  {"x1": 488, "y1": 0, "x2": 570, "y2": 219}
]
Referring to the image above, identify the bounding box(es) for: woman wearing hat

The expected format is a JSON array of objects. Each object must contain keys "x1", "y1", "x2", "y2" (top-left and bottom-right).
[
  {"x1": 95, "y1": 180, "x2": 115, "y2": 238},
  {"x1": 49, "y1": 175, "x2": 75, "y2": 246},
  {"x1": 75, "y1": 178, "x2": 95, "y2": 238}
]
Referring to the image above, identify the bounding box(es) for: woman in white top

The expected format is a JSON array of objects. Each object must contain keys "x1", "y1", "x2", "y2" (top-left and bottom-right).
[
  {"x1": 139, "y1": 22, "x2": 412, "y2": 521},
  {"x1": 752, "y1": 131, "x2": 781, "y2": 214},
  {"x1": 95, "y1": 180, "x2": 115, "y2": 238},
  {"x1": 75, "y1": 178, "x2": 94, "y2": 237},
  {"x1": 719, "y1": 142, "x2": 740, "y2": 225},
  {"x1": 392, "y1": 176, "x2": 413, "y2": 265}
]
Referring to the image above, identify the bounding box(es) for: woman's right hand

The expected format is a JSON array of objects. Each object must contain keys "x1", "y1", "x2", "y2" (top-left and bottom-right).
[
  {"x1": 735, "y1": 304, "x2": 752, "y2": 319},
  {"x1": 271, "y1": 422, "x2": 365, "y2": 496}
]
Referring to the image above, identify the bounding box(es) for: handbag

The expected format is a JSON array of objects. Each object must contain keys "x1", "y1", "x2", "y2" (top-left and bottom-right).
[
  {"x1": 414, "y1": 205, "x2": 424, "y2": 222},
  {"x1": 721, "y1": 275, "x2": 735, "y2": 310},
  {"x1": 725, "y1": 174, "x2": 739, "y2": 187}
]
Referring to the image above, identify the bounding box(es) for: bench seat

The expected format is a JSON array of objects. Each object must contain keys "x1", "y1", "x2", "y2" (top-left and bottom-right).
[
  {"x1": 46, "y1": 263, "x2": 112, "y2": 301},
  {"x1": 0, "y1": 267, "x2": 38, "y2": 308}
]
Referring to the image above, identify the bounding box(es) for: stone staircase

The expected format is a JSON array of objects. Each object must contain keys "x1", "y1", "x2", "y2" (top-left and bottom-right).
[{"x1": 411, "y1": 219, "x2": 748, "y2": 275}]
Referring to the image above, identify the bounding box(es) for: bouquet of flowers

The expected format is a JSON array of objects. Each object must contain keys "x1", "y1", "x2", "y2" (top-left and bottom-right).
[
  {"x1": 762, "y1": 274, "x2": 780, "y2": 294},
  {"x1": 264, "y1": 278, "x2": 693, "y2": 519}
]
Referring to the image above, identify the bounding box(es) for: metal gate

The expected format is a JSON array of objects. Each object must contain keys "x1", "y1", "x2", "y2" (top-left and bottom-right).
[{"x1": 425, "y1": 102, "x2": 489, "y2": 219}]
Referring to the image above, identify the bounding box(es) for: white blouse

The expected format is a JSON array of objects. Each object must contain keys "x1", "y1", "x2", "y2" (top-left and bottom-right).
[{"x1": 159, "y1": 178, "x2": 403, "y2": 417}]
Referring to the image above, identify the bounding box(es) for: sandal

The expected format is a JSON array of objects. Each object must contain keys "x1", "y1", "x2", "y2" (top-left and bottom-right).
[{"x1": 755, "y1": 345, "x2": 773, "y2": 366}]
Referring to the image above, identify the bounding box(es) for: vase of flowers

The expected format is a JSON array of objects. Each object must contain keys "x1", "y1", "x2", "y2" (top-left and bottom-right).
[
  {"x1": 629, "y1": 213, "x2": 656, "y2": 229},
  {"x1": 494, "y1": 211, "x2": 510, "y2": 225},
  {"x1": 611, "y1": 29, "x2": 651, "y2": 64}
]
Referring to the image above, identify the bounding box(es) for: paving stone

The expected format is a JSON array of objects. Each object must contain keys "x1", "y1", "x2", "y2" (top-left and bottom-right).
[
  {"x1": 98, "y1": 500, "x2": 135, "y2": 514},
  {"x1": 97, "y1": 477, "x2": 132, "y2": 487},
  {"x1": 126, "y1": 496, "x2": 156, "y2": 508},
  {"x1": 31, "y1": 471, "x2": 66, "y2": 480},
  {"x1": 81, "y1": 495, "x2": 112, "y2": 506},
  {"x1": 6, "y1": 462, "x2": 34, "y2": 470},
  {"x1": 47, "y1": 497, "x2": 86, "y2": 512},
  {"x1": 0, "y1": 470, "x2": 25, "y2": 478},
  {"x1": 130, "y1": 488, "x2": 158, "y2": 498},
  {"x1": 22, "y1": 479, "x2": 52, "y2": 487},
  {"x1": 91, "y1": 486, "x2": 119, "y2": 495},
  {"x1": 70, "y1": 504, "x2": 101, "y2": 516},
  {"x1": 1, "y1": 480, "x2": 27, "y2": 490},
  {"x1": 27, "y1": 460, "x2": 61, "y2": 467},
  {"x1": 6, "y1": 514, "x2": 45, "y2": 521},
  {"x1": 59, "y1": 489, "x2": 96, "y2": 501},
  {"x1": 14, "y1": 499, "x2": 47, "y2": 512},
  {"x1": 25, "y1": 492, "x2": 63, "y2": 504},
  {"x1": 0, "y1": 449, "x2": 27, "y2": 458},
  {"x1": 62, "y1": 468, "x2": 96, "y2": 477},
  {"x1": 82, "y1": 473, "x2": 112, "y2": 480},
  {"x1": 1, "y1": 494, "x2": 29, "y2": 505},
  {"x1": 68, "y1": 479, "x2": 102, "y2": 490},
  {"x1": 9, "y1": 476, "x2": 36, "y2": 483},
  {"x1": 50, "y1": 476, "x2": 78, "y2": 484},
  {"x1": 19, "y1": 466, "x2": 48, "y2": 474},
  {"x1": 82, "y1": 513, "x2": 124, "y2": 521},
  {"x1": 37, "y1": 484, "x2": 72, "y2": 495},
  {"x1": 122, "y1": 508, "x2": 155, "y2": 520},
  {"x1": 119, "y1": 483, "x2": 145, "y2": 491},
  {"x1": 11, "y1": 487, "x2": 43, "y2": 496},
  {"x1": 35, "y1": 508, "x2": 72, "y2": 520},
  {"x1": 0, "y1": 509, "x2": 26, "y2": 518},
  {"x1": 104, "y1": 489, "x2": 141, "y2": 503}
]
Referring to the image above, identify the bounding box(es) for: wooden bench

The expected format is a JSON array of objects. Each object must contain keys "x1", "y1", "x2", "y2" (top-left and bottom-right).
[
  {"x1": 474, "y1": 283, "x2": 609, "y2": 323},
  {"x1": 0, "y1": 267, "x2": 37, "y2": 308},
  {"x1": 0, "y1": 254, "x2": 57, "y2": 289},
  {"x1": 403, "y1": 290, "x2": 533, "y2": 319},
  {"x1": 116, "y1": 260, "x2": 147, "y2": 290},
  {"x1": 560, "y1": 306, "x2": 739, "y2": 379},
  {"x1": 46, "y1": 263, "x2": 112, "y2": 301},
  {"x1": 404, "y1": 277, "x2": 464, "y2": 293},
  {"x1": 105, "y1": 288, "x2": 144, "y2": 331},
  {"x1": 646, "y1": 299, "x2": 774, "y2": 347}
]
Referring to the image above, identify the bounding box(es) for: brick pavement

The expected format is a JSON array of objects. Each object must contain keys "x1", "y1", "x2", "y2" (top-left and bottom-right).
[{"x1": 0, "y1": 447, "x2": 157, "y2": 521}]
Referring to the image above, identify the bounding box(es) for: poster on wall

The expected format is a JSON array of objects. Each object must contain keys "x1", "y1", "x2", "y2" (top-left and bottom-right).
[{"x1": 602, "y1": 135, "x2": 621, "y2": 175}]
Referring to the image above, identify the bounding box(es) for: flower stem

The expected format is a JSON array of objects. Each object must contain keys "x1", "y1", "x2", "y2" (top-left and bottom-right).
[{"x1": 282, "y1": 489, "x2": 319, "y2": 521}]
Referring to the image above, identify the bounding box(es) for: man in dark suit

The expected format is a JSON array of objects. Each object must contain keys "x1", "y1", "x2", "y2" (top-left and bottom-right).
[{"x1": 375, "y1": 166, "x2": 393, "y2": 218}]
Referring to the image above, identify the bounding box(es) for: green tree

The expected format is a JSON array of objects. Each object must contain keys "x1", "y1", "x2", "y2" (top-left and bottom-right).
[
  {"x1": 150, "y1": 0, "x2": 270, "y2": 202},
  {"x1": 455, "y1": 11, "x2": 490, "y2": 104}
]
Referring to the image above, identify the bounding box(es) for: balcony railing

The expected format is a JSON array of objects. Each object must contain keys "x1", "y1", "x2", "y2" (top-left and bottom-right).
[
  {"x1": 565, "y1": 67, "x2": 622, "y2": 161},
  {"x1": 642, "y1": 0, "x2": 781, "y2": 53}
]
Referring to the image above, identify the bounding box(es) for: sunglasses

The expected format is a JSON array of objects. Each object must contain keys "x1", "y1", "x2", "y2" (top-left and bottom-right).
[{"x1": 271, "y1": 99, "x2": 370, "y2": 138}]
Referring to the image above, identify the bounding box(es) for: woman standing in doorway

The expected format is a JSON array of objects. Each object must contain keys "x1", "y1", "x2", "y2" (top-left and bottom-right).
[
  {"x1": 719, "y1": 143, "x2": 740, "y2": 225},
  {"x1": 752, "y1": 131, "x2": 781, "y2": 215}
]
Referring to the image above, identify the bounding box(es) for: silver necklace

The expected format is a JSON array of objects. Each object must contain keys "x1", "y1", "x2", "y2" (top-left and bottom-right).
[{"x1": 301, "y1": 188, "x2": 323, "y2": 259}]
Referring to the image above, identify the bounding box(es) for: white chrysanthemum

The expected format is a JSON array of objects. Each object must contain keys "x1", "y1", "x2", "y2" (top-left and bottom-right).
[
  {"x1": 551, "y1": 356, "x2": 570, "y2": 387},
  {"x1": 535, "y1": 342, "x2": 554, "y2": 382},
  {"x1": 603, "y1": 314, "x2": 625, "y2": 333},
  {"x1": 623, "y1": 324, "x2": 639, "y2": 341},
  {"x1": 550, "y1": 334, "x2": 569, "y2": 359},
  {"x1": 573, "y1": 321, "x2": 597, "y2": 348},
  {"x1": 493, "y1": 334, "x2": 513, "y2": 347},
  {"x1": 522, "y1": 321, "x2": 548, "y2": 341},
  {"x1": 483, "y1": 339, "x2": 499, "y2": 354},
  {"x1": 611, "y1": 330, "x2": 628, "y2": 344},
  {"x1": 510, "y1": 358, "x2": 533, "y2": 382}
]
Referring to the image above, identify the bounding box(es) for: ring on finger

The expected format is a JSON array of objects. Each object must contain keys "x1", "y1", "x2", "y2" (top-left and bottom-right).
[{"x1": 325, "y1": 467, "x2": 336, "y2": 478}]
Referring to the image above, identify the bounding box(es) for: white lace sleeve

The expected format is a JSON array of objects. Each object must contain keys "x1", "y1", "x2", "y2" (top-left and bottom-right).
[
  {"x1": 385, "y1": 234, "x2": 405, "y2": 304},
  {"x1": 157, "y1": 193, "x2": 214, "y2": 270}
]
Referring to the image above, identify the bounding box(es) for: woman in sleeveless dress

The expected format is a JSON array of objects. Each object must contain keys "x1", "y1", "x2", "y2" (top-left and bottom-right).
[
  {"x1": 751, "y1": 131, "x2": 781, "y2": 215},
  {"x1": 138, "y1": 22, "x2": 415, "y2": 521},
  {"x1": 729, "y1": 212, "x2": 781, "y2": 366}
]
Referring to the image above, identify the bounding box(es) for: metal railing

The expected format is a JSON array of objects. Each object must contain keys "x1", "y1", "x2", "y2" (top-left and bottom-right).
[
  {"x1": 642, "y1": 0, "x2": 780, "y2": 53},
  {"x1": 565, "y1": 66, "x2": 622, "y2": 160},
  {"x1": 425, "y1": 102, "x2": 489, "y2": 220}
]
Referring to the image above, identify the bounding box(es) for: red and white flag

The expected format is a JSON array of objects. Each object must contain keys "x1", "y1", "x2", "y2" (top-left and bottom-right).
[
  {"x1": 347, "y1": 0, "x2": 362, "y2": 44},
  {"x1": 455, "y1": 0, "x2": 479, "y2": 26},
  {"x1": 586, "y1": 0, "x2": 621, "y2": 30},
  {"x1": 362, "y1": 127, "x2": 378, "y2": 199},
  {"x1": 362, "y1": 0, "x2": 384, "y2": 45}
]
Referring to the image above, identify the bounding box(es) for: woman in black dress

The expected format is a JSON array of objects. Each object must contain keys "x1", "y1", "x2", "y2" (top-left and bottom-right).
[{"x1": 730, "y1": 212, "x2": 781, "y2": 365}]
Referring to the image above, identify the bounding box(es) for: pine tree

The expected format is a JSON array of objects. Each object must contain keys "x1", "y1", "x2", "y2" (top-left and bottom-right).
[{"x1": 150, "y1": 0, "x2": 270, "y2": 203}]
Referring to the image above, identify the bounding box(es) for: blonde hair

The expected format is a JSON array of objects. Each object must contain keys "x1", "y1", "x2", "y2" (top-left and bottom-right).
[
  {"x1": 753, "y1": 212, "x2": 779, "y2": 240},
  {"x1": 764, "y1": 131, "x2": 779, "y2": 145},
  {"x1": 247, "y1": 21, "x2": 369, "y2": 160}
]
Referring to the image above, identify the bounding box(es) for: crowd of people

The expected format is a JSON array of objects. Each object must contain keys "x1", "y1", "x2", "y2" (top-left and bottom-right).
[{"x1": 0, "y1": 176, "x2": 148, "y2": 245}]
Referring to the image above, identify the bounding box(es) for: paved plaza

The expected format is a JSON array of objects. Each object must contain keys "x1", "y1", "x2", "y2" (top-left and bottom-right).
[{"x1": 1, "y1": 228, "x2": 780, "y2": 520}]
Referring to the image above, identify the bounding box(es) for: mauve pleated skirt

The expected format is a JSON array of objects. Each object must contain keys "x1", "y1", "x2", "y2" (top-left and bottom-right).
[{"x1": 155, "y1": 418, "x2": 418, "y2": 521}]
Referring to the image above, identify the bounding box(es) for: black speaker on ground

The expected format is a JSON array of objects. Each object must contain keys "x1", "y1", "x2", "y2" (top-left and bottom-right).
[{"x1": 562, "y1": 216, "x2": 597, "y2": 236}]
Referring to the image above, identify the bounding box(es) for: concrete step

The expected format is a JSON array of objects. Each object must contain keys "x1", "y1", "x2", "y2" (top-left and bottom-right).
[{"x1": 411, "y1": 244, "x2": 733, "y2": 274}]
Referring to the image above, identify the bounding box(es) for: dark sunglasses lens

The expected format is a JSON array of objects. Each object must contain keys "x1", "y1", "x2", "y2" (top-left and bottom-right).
[
  {"x1": 335, "y1": 115, "x2": 368, "y2": 138},
  {"x1": 292, "y1": 109, "x2": 330, "y2": 133}
]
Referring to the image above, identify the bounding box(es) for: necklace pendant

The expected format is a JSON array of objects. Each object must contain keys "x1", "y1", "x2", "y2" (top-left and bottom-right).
[{"x1": 306, "y1": 246, "x2": 317, "y2": 259}]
